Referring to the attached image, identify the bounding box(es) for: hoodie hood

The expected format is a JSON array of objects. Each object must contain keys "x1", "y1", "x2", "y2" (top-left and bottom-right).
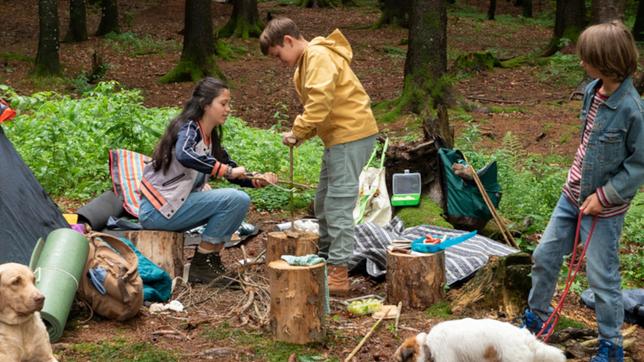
[{"x1": 308, "y1": 29, "x2": 353, "y2": 63}]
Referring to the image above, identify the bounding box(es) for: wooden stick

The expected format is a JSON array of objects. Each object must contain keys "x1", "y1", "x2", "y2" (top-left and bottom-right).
[
  {"x1": 463, "y1": 155, "x2": 518, "y2": 248},
  {"x1": 394, "y1": 302, "x2": 402, "y2": 332},
  {"x1": 344, "y1": 314, "x2": 385, "y2": 362}
]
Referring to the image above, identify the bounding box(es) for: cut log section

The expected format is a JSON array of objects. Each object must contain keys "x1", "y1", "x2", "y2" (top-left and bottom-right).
[
  {"x1": 124, "y1": 230, "x2": 184, "y2": 278},
  {"x1": 386, "y1": 249, "x2": 446, "y2": 309},
  {"x1": 268, "y1": 260, "x2": 326, "y2": 344},
  {"x1": 449, "y1": 253, "x2": 531, "y2": 318},
  {"x1": 266, "y1": 231, "x2": 318, "y2": 264}
]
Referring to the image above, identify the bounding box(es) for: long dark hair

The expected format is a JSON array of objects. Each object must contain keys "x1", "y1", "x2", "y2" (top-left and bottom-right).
[{"x1": 152, "y1": 77, "x2": 228, "y2": 173}]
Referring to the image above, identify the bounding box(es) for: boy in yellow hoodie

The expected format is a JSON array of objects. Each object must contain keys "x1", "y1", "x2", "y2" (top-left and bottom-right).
[{"x1": 260, "y1": 18, "x2": 379, "y2": 295}]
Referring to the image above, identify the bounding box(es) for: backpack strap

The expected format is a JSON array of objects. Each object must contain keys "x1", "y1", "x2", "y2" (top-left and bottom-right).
[{"x1": 87, "y1": 231, "x2": 139, "y2": 280}]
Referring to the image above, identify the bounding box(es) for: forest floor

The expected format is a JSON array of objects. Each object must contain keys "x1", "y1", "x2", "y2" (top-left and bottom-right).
[{"x1": 0, "y1": 0, "x2": 642, "y2": 361}]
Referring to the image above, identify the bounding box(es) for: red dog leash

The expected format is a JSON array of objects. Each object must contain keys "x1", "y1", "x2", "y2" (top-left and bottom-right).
[{"x1": 537, "y1": 212, "x2": 598, "y2": 342}]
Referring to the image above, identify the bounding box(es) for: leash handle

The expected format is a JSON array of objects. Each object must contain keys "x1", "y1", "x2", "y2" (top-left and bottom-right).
[{"x1": 538, "y1": 212, "x2": 597, "y2": 342}]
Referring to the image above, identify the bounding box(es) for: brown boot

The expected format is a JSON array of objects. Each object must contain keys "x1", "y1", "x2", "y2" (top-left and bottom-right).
[{"x1": 327, "y1": 265, "x2": 350, "y2": 296}]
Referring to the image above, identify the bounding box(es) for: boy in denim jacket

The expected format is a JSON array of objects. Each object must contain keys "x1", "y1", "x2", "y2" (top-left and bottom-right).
[{"x1": 522, "y1": 21, "x2": 644, "y2": 362}]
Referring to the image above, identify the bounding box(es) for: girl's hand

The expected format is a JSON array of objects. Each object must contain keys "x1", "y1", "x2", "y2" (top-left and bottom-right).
[
  {"x1": 252, "y1": 172, "x2": 278, "y2": 188},
  {"x1": 580, "y1": 193, "x2": 603, "y2": 215},
  {"x1": 229, "y1": 166, "x2": 246, "y2": 179}
]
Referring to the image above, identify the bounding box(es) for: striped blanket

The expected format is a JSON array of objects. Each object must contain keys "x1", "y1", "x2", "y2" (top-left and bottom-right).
[
  {"x1": 109, "y1": 149, "x2": 149, "y2": 218},
  {"x1": 348, "y1": 218, "x2": 518, "y2": 285}
]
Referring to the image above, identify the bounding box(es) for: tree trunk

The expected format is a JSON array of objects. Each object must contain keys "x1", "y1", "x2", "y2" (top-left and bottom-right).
[
  {"x1": 449, "y1": 253, "x2": 532, "y2": 319},
  {"x1": 96, "y1": 0, "x2": 119, "y2": 36},
  {"x1": 591, "y1": 0, "x2": 625, "y2": 24},
  {"x1": 487, "y1": 0, "x2": 496, "y2": 20},
  {"x1": 64, "y1": 0, "x2": 88, "y2": 42},
  {"x1": 34, "y1": 0, "x2": 61, "y2": 76},
  {"x1": 375, "y1": 0, "x2": 411, "y2": 28},
  {"x1": 400, "y1": 0, "x2": 451, "y2": 146},
  {"x1": 298, "y1": 0, "x2": 339, "y2": 7},
  {"x1": 522, "y1": 0, "x2": 532, "y2": 18},
  {"x1": 218, "y1": 0, "x2": 262, "y2": 39},
  {"x1": 161, "y1": 0, "x2": 224, "y2": 83},
  {"x1": 543, "y1": 0, "x2": 585, "y2": 56},
  {"x1": 634, "y1": 0, "x2": 644, "y2": 41}
]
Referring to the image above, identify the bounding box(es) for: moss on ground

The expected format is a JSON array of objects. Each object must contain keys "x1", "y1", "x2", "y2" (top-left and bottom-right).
[{"x1": 395, "y1": 195, "x2": 452, "y2": 228}]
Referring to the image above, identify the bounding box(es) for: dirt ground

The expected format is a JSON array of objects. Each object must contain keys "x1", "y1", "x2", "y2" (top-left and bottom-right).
[{"x1": 1, "y1": 0, "x2": 642, "y2": 361}]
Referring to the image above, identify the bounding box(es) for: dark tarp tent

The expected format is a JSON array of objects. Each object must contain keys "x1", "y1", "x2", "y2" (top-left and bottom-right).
[{"x1": 0, "y1": 126, "x2": 68, "y2": 265}]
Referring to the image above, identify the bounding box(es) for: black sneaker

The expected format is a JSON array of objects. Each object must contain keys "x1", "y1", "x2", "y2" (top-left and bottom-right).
[{"x1": 188, "y1": 250, "x2": 236, "y2": 288}]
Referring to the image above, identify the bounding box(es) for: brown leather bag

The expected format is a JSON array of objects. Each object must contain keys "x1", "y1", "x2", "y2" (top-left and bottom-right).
[{"x1": 78, "y1": 232, "x2": 144, "y2": 321}]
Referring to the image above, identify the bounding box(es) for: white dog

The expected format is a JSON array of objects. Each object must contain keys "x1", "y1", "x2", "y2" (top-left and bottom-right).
[
  {"x1": 0, "y1": 263, "x2": 58, "y2": 362},
  {"x1": 393, "y1": 318, "x2": 566, "y2": 362}
]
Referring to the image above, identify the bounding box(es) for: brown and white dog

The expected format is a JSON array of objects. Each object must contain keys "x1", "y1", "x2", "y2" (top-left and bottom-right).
[
  {"x1": 393, "y1": 318, "x2": 566, "y2": 362},
  {"x1": 0, "y1": 263, "x2": 58, "y2": 362}
]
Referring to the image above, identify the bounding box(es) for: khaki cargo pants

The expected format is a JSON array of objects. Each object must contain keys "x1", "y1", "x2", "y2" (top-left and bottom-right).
[{"x1": 316, "y1": 135, "x2": 376, "y2": 266}]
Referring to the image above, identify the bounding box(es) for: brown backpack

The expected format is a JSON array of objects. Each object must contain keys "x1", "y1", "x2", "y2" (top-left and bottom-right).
[{"x1": 78, "y1": 232, "x2": 144, "y2": 321}]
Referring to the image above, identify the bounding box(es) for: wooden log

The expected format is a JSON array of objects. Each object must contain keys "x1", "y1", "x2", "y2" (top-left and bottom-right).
[
  {"x1": 124, "y1": 230, "x2": 184, "y2": 278},
  {"x1": 266, "y1": 231, "x2": 318, "y2": 264},
  {"x1": 386, "y1": 249, "x2": 446, "y2": 310},
  {"x1": 448, "y1": 253, "x2": 531, "y2": 318},
  {"x1": 268, "y1": 260, "x2": 326, "y2": 344}
]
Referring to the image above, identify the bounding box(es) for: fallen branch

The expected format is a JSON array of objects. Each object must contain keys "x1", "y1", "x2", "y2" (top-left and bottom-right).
[
  {"x1": 466, "y1": 95, "x2": 525, "y2": 104},
  {"x1": 344, "y1": 314, "x2": 385, "y2": 362},
  {"x1": 394, "y1": 302, "x2": 402, "y2": 332}
]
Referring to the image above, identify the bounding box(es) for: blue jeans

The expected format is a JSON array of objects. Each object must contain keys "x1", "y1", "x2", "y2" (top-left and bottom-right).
[
  {"x1": 139, "y1": 189, "x2": 250, "y2": 245},
  {"x1": 528, "y1": 194, "x2": 625, "y2": 344}
]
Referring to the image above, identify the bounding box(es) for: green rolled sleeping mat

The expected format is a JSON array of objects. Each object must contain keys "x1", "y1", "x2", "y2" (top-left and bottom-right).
[{"x1": 29, "y1": 229, "x2": 89, "y2": 342}]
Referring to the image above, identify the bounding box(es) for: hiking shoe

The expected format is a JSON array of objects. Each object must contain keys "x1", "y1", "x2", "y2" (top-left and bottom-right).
[
  {"x1": 521, "y1": 308, "x2": 553, "y2": 335},
  {"x1": 188, "y1": 250, "x2": 235, "y2": 288},
  {"x1": 328, "y1": 265, "x2": 350, "y2": 296},
  {"x1": 590, "y1": 340, "x2": 624, "y2": 362}
]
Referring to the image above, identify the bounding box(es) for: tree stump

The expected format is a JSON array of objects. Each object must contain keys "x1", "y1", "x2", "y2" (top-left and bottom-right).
[
  {"x1": 448, "y1": 253, "x2": 532, "y2": 318},
  {"x1": 266, "y1": 231, "x2": 318, "y2": 264},
  {"x1": 268, "y1": 260, "x2": 326, "y2": 344},
  {"x1": 386, "y1": 249, "x2": 446, "y2": 309},
  {"x1": 124, "y1": 230, "x2": 184, "y2": 278}
]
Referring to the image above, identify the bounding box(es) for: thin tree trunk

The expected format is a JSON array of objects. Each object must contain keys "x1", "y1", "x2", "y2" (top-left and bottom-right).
[
  {"x1": 34, "y1": 0, "x2": 61, "y2": 76},
  {"x1": 65, "y1": 0, "x2": 88, "y2": 42},
  {"x1": 633, "y1": 0, "x2": 644, "y2": 41},
  {"x1": 218, "y1": 0, "x2": 262, "y2": 39},
  {"x1": 487, "y1": 0, "x2": 496, "y2": 20},
  {"x1": 96, "y1": 0, "x2": 119, "y2": 36},
  {"x1": 161, "y1": 0, "x2": 223, "y2": 83},
  {"x1": 591, "y1": 0, "x2": 625, "y2": 24},
  {"x1": 298, "y1": 0, "x2": 339, "y2": 7},
  {"x1": 375, "y1": 0, "x2": 411, "y2": 28},
  {"x1": 522, "y1": 0, "x2": 532, "y2": 18},
  {"x1": 543, "y1": 0, "x2": 585, "y2": 56}
]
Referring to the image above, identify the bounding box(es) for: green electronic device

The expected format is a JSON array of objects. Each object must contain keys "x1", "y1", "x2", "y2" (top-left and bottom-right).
[{"x1": 391, "y1": 170, "x2": 421, "y2": 207}]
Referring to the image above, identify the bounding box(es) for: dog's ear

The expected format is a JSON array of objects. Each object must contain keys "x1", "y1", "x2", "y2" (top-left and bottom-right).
[{"x1": 394, "y1": 336, "x2": 418, "y2": 362}]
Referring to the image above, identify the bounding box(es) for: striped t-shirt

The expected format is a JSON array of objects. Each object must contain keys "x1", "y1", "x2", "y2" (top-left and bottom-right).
[{"x1": 563, "y1": 91, "x2": 630, "y2": 217}]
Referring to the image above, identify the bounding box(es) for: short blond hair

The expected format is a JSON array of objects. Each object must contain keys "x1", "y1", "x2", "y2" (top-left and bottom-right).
[
  {"x1": 577, "y1": 21, "x2": 639, "y2": 81},
  {"x1": 259, "y1": 17, "x2": 302, "y2": 55}
]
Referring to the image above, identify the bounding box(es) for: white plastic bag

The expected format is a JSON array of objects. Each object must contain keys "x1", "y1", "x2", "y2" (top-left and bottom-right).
[{"x1": 353, "y1": 139, "x2": 392, "y2": 226}]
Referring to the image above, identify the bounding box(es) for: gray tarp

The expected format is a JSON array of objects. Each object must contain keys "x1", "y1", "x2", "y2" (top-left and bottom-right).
[{"x1": 0, "y1": 126, "x2": 68, "y2": 265}]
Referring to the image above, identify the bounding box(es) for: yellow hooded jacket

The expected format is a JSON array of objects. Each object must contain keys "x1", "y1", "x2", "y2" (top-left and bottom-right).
[{"x1": 292, "y1": 29, "x2": 379, "y2": 147}]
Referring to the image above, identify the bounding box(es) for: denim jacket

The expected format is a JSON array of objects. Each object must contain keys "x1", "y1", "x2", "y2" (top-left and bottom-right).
[{"x1": 577, "y1": 76, "x2": 644, "y2": 206}]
